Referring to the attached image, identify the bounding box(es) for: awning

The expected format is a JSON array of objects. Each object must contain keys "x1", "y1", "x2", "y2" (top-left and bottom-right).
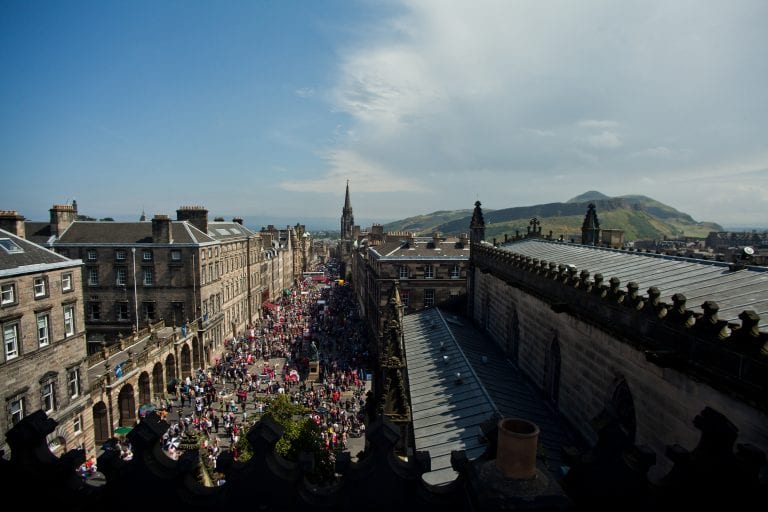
[
  {"x1": 114, "y1": 426, "x2": 133, "y2": 435},
  {"x1": 262, "y1": 302, "x2": 278, "y2": 312}
]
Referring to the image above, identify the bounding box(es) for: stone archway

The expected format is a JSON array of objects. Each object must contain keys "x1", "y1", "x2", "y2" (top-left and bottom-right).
[
  {"x1": 117, "y1": 384, "x2": 136, "y2": 427},
  {"x1": 180, "y1": 344, "x2": 192, "y2": 379},
  {"x1": 165, "y1": 353, "x2": 176, "y2": 385},
  {"x1": 138, "y1": 372, "x2": 151, "y2": 405},
  {"x1": 92, "y1": 401, "x2": 109, "y2": 444},
  {"x1": 152, "y1": 362, "x2": 164, "y2": 399}
]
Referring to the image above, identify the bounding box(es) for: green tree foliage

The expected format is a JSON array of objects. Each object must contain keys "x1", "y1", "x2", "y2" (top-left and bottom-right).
[{"x1": 260, "y1": 394, "x2": 336, "y2": 484}]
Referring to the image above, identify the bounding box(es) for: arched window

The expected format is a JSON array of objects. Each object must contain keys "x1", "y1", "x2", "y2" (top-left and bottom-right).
[
  {"x1": 152, "y1": 363, "x2": 164, "y2": 399},
  {"x1": 545, "y1": 335, "x2": 561, "y2": 404},
  {"x1": 138, "y1": 372, "x2": 151, "y2": 405},
  {"x1": 611, "y1": 378, "x2": 637, "y2": 443}
]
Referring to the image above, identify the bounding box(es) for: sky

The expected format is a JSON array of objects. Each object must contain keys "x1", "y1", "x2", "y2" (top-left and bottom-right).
[{"x1": 2, "y1": 0, "x2": 767, "y2": 230}]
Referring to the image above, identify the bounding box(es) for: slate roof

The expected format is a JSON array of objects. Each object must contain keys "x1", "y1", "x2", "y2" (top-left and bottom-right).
[
  {"x1": 24, "y1": 222, "x2": 54, "y2": 247},
  {"x1": 207, "y1": 221, "x2": 256, "y2": 240},
  {"x1": 55, "y1": 221, "x2": 215, "y2": 245},
  {"x1": 0, "y1": 228, "x2": 79, "y2": 275},
  {"x1": 403, "y1": 307, "x2": 583, "y2": 486},
  {"x1": 498, "y1": 239, "x2": 768, "y2": 332},
  {"x1": 369, "y1": 238, "x2": 470, "y2": 260}
]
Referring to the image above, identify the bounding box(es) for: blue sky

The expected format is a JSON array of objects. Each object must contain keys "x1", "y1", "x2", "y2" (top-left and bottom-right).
[{"x1": 2, "y1": 0, "x2": 767, "y2": 229}]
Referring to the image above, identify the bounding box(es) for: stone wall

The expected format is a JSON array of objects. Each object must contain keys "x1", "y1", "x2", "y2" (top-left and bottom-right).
[{"x1": 471, "y1": 264, "x2": 768, "y2": 477}]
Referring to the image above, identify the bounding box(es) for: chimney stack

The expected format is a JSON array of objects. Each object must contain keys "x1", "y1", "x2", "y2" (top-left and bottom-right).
[
  {"x1": 50, "y1": 203, "x2": 78, "y2": 237},
  {"x1": 152, "y1": 214, "x2": 173, "y2": 244},
  {"x1": 232, "y1": 217, "x2": 244, "y2": 225},
  {"x1": 0, "y1": 211, "x2": 25, "y2": 238},
  {"x1": 176, "y1": 206, "x2": 208, "y2": 234}
]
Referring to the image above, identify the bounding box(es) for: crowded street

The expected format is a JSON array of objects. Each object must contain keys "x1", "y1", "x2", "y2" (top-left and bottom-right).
[{"x1": 117, "y1": 264, "x2": 374, "y2": 482}]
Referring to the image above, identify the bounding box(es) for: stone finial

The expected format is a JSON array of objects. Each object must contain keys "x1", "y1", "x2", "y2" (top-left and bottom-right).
[
  {"x1": 668, "y1": 293, "x2": 694, "y2": 327},
  {"x1": 625, "y1": 282, "x2": 644, "y2": 310},
  {"x1": 646, "y1": 287, "x2": 667, "y2": 319},
  {"x1": 695, "y1": 301, "x2": 729, "y2": 340},
  {"x1": 729, "y1": 310, "x2": 768, "y2": 357}
]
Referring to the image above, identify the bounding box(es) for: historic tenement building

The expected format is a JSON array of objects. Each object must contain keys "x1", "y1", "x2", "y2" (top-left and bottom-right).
[
  {"x1": 467, "y1": 201, "x2": 768, "y2": 480},
  {"x1": 9, "y1": 202, "x2": 305, "y2": 355},
  {"x1": 0, "y1": 224, "x2": 93, "y2": 458},
  {"x1": 350, "y1": 225, "x2": 470, "y2": 344}
]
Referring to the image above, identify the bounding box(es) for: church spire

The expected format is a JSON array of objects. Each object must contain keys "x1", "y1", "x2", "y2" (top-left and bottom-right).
[{"x1": 340, "y1": 180, "x2": 355, "y2": 239}]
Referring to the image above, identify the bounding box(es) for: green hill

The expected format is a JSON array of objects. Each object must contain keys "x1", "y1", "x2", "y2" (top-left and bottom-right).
[{"x1": 383, "y1": 193, "x2": 722, "y2": 241}]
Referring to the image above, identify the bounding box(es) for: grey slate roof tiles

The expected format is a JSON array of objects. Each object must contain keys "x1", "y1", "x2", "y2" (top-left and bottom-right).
[
  {"x1": 499, "y1": 239, "x2": 768, "y2": 331},
  {"x1": 0, "y1": 228, "x2": 77, "y2": 273},
  {"x1": 403, "y1": 307, "x2": 583, "y2": 486},
  {"x1": 56, "y1": 221, "x2": 215, "y2": 244}
]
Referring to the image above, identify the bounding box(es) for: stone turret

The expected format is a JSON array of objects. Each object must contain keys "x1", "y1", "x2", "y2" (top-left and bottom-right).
[
  {"x1": 581, "y1": 203, "x2": 601, "y2": 246},
  {"x1": 470, "y1": 200, "x2": 485, "y2": 244}
]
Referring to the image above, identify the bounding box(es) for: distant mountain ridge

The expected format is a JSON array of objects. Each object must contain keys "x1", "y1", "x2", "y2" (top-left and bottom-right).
[{"x1": 383, "y1": 192, "x2": 723, "y2": 241}]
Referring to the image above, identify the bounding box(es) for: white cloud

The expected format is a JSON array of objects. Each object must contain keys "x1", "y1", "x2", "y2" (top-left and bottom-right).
[
  {"x1": 578, "y1": 120, "x2": 619, "y2": 129},
  {"x1": 317, "y1": 0, "x2": 768, "y2": 224},
  {"x1": 279, "y1": 149, "x2": 429, "y2": 194},
  {"x1": 585, "y1": 131, "x2": 623, "y2": 149}
]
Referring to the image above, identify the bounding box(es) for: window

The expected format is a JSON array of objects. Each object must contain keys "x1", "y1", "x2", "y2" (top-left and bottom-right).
[
  {"x1": 117, "y1": 302, "x2": 129, "y2": 321},
  {"x1": 450, "y1": 265, "x2": 461, "y2": 279},
  {"x1": 1, "y1": 283, "x2": 15, "y2": 305},
  {"x1": 424, "y1": 288, "x2": 435, "y2": 307},
  {"x1": 41, "y1": 381, "x2": 56, "y2": 413},
  {"x1": 116, "y1": 267, "x2": 127, "y2": 286},
  {"x1": 61, "y1": 273, "x2": 73, "y2": 292},
  {"x1": 3, "y1": 322, "x2": 19, "y2": 360},
  {"x1": 10, "y1": 397, "x2": 24, "y2": 426},
  {"x1": 87, "y1": 267, "x2": 99, "y2": 286},
  {"x1": 115, "y1": 249, "x2": 126, "y2": 261},
  {"x1": 172, "y1": 302, "x2": 185, "y2": 325},
  {"x1": 0, "y1": 238, "x2": 23, "y2": 253},
  {"x1": 86, "y1": 249, "x2": 97, "y2": 261},
  {"x1": 73, "y1": 414, "x2": 83, "y2": 433},
  {"x1": 424, "y1": 265, "x2": 434, "y2": 278},
  {"x1": 143, "y1": 267, "x2": 154, "y2": 286},
  {"x1": 68, "y1": 368, "x2": 81, "y2": 398},
  {"x1": 33, "y1": 277, "x2": 47, "y2": 298},
  {"x1": 88, "y1": 302, "x2": 101, "y2": 321},
  {"x1": 399, "y1": 266, "x2": 409, "y2": 279},
  {"x1": 171, "y1": 249, "x2": 182, "y2": 262},
  {"x1": 37, "y1": 314, "x2": 50, "y2": 347},
  {"x1": 400, "y1": 290, "x2": 410, "y2": 308},
  {"x1": 63, "y1": 304, "x2": 75, "y2": 337},
  {"x1": 142, "y1": 302, "x2": 156, "y2": 321},
  {"x1": 142, "y1": 249, "x2": 152, "y2": 262}
]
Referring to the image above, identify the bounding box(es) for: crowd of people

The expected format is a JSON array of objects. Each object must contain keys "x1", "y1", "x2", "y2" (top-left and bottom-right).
[{"x1": 150, "y1": 264, "x2": 374, "y2": 472}]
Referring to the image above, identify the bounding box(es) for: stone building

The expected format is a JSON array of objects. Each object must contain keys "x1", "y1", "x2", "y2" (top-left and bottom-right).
[
  {"x1": 350, "y1": 225, "x2": 470, "y2": 347},
  {"x1": 467, "y1": 201, "x2": 768, "y2": 481},
  {"x1": 0, "y1": 223, "x2": 93, "y2": 458}
]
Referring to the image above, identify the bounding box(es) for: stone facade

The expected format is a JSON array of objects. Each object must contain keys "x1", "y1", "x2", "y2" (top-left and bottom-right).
[
  {"x1": 469, "y1": 240, "x2": 768, "y2": 479},
  {"x1": 0, "y1": 227, "x2": 93, "y2": 457}
]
